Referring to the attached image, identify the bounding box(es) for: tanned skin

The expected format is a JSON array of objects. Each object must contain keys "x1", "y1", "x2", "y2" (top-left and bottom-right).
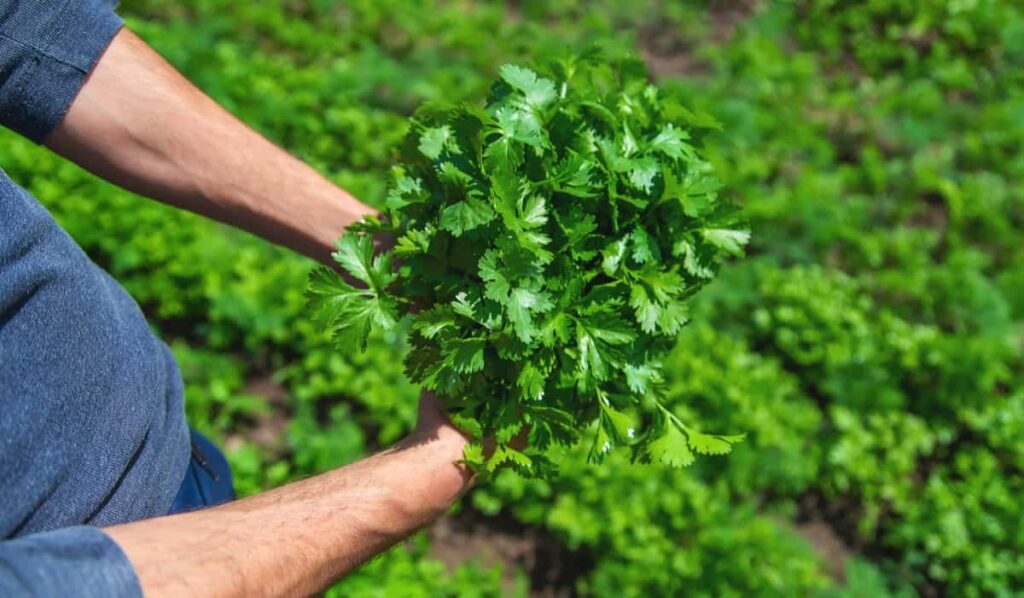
[
  {"x1": 47, "y1": 28, "x2": 476, "y2": 596},
  {"x1": 102, "y1": 395, "x2": 471, "y2": 597}
]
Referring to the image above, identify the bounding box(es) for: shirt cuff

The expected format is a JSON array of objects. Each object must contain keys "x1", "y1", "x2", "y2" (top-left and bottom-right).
[
  {"x1": 0, "y1": 526, "x2": 142, "y2": 597},
  {"x1": 0, "y1": 0, "x2": 123, "y2": 143}
]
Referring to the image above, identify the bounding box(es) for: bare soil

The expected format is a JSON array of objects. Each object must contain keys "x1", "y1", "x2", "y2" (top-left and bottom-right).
[
  {"x1": 224, "y1": 374, "x2": 291, "y2": 453},
  {"x1": 797, "y1": 519, "x2": 854, "y2": 581},
  {"x1": 427, "y1": 507, "x2": 593, "y2": 597}
]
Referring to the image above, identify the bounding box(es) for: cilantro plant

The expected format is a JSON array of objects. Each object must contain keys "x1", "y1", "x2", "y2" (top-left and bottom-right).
[{"x1": 308, "y1": 53, "x2": 749, "y2": 475}]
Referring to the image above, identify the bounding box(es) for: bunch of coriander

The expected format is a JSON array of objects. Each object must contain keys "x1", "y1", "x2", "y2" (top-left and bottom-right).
[{"x1": 308, "y1": 52, "x2": 748, "y2": 476}]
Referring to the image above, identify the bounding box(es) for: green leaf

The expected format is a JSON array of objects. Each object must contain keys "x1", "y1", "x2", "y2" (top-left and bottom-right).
[
  {"x1": 623, "y1": 362, "x2": 661, "y2": 394},
  {"x1": 676, "y1": 238, "x2": 715, "y2": 279},
  {"x1": 588, "y1": 418, "x2": 614, "y2": 463},
  {"x1": 306, "y1": 266, "x2": 398, "y2": 353},
  {"x1": 575, "y1": 314, "x2": 634, "y2": 381},
  {"x1": 487, "y1": 445, "x2": 533, "y2": 473},
  {"x1": 629, "y1": 284, "x2": 661, "y2": 334},
  {"x1": 517, "y1": 361, "x2": 547, "y2": 400},
  {"x1": 461, "y1": 442, "x2": 487, "y2": 470},
  {"x1": 386, "y1": 176, "x2": 427, "y2": 210},
  {"x1": 630, "y1": 227, "x2": 660, "y2": 264},
  {"x1": 688, "y1": 432, "x2": 746, "y2": 455},
  {"x1": 331, "y1": 234, "x2": 376, "y2": 286},
  {"x1": 394, "y1": 227, "x2": 432, "y2": 256},
  {"x1": 702, "y1": 228, "x2": 751, "y2": 256},
  {"x1": 507, "y1": 287, "x2": 554, "y2": 342},
  {"x1": 419, "y1": 125, "x2": 453, "y2": 160},
  {"x1": 440, "y1": 198, "x2": 496, "y2": 236},
  {"x1": 602, "y1": 405, "x2": 637, "y2": 442},
  {"x1": 645, "y1": 420, "x2": 695, "y2": 467},
  {"x1": 415, "y1": 307, "x2": 457, "y2": 339},
  {"x1": 520, "y1": 194, "x2": 548, "y2": 228},
  {"x1": 499, "y1": 64, "x2": 557, "y2": 108},
  {"x1": 627, "y1": 156, "x2": 659, "y2": 194},
  {"x1": 478, "y1": 249, "x2": 512, "y2": 303},
  {"x1": 552, "y1": 152, "x2": 596, "y2": 197},
  {"x1": 446, "y1": 338, "x2": 486, "y2": 373},
  {"x1": 649, "y1": 124, "x2": 690, "y2": 160},
  {"x1": 601, "y1": 238, "x2": 628, "y2": 276},
  {"x1": 494, "y1": 106, "x2": 548, "y2": 151},
  {"x1": 306, "y1": 266, "x2": 366, "y2": 328},
  {"x1": 451, "y1": 291, "x2": 477, "y2": 320},
  {"x1": 584, "y1": 313, "x2": 637, "y2": 345}
]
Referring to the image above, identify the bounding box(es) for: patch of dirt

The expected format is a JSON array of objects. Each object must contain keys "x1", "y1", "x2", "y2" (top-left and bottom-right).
[
  {"x1": 707, "y1": 0, "x2": 760, "y2": 43},
  {"x1": 224, "y1": 374, "x2": 291, "y2": 453},
  {"x1": 642, "y1": 48, "x2": 710, "y2": 80},
  {"x1": 797, "y1": 519, "x2": 854, "y2": 581},
  {"x1": 428, "y1": 508, "x2": 593, "y2": 597},
  {"x1": 640, "y1": 0, "x2": 761, "y2": 79},
  {"x1": 797, "y1": 492, "x2": 872, "y2": 552},
  {"x1": 906, "y1": 191, "x2": 949, "y2": 232}
]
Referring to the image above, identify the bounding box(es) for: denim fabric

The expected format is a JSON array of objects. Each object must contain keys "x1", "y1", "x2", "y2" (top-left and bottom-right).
[
  {"x1": 1, "y1": 1, "x2": 197, "y2": 595},
  {"x1": 0, "y1": 172, "x2": 190, "y2": 596},
  {"x1": 170, "y1": 429, "x2": 237, "y2": 514},
  {"x1": 0, "y1": 0, "x2": 124, "y2": 142},
  {"x1": 0, "y1": 172, "x2": 191, "y2": 532},
  {"x1": 0, "y1": 526, "x2": 141, "y2": 596}
]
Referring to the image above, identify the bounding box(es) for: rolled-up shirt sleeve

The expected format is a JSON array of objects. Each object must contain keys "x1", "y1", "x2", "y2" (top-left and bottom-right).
[
  {"x1": 0, "y1": 0, "x2": 123, "y2": 142},
  {"x1": 0, "y1": 527, "x2": 141, "y2": 597}
]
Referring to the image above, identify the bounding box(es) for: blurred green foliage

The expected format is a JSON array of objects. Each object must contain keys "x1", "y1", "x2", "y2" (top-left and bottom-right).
[{"x1": 2, "y1": 0, "x2": 1022, "y2": 594}]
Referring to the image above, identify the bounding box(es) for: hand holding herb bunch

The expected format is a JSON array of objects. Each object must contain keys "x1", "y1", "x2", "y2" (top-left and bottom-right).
[{"x1": 308, "y1": 52, "x2": 749, "y2": 476}]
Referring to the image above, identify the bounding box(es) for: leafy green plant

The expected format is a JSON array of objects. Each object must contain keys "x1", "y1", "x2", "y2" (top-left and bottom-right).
[
  {"x1": 6, "y1": 0, "x2": 1019, "y2": 593},
  {"x1": 308, "y1": 53, "x2": 749, "y2": 474}
]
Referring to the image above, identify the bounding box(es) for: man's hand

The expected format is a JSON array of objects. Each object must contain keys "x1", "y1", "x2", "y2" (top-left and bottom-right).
[
  {"x1": 47, "y1": 27, "x2": 373, "y2": 266},
  {"x1": 104, "y1": 392, "x2": 473, "y2": 597},
  {"x1": 52, "y1": 26, "x2": 489, "y2": 595}
]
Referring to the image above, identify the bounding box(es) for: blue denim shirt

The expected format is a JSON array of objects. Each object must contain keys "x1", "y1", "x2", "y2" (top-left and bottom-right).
[{"x1": 1, "y1": 1, "x2": 192, "y2": 595}]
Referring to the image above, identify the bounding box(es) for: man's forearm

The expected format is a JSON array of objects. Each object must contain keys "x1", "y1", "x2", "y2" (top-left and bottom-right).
[
  {"x1": 46, "y1": 27, "x2": 370, "y2": 264},
  {"x1": 105, "y1": 419, "x2": 471, "y2": 597}
]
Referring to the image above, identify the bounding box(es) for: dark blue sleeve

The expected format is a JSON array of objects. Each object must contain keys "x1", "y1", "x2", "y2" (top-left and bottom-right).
[
  {"x1": 0, "y1": 0, "x2": 123, "y2": 142},
  {"x1": 0, "y1": 527, "x2": 141, "y2": 597}
]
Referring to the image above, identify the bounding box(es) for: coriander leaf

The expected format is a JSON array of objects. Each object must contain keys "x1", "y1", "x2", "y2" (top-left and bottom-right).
[
  {"x1": 649, "y1": 124, "x2": 690, "y2": 160},
  {"x1": 629, "y1": 284, "x2": 661, "y2": 334},
  {"x1": 331, "y1": 234, "x2": 377, "y2": 286},
  {"x1": 688, "y1": 432, "x2": 746, "y2": 455},
  {"x1": 575, "y1": 314, "x2": 634, "y2": 381},
  {"x1": 508, "y1": 287, "x2": 554, "y2": 342},
  {"x1": 627, "y1": 156, "x2": 659, "y2": 194},
  {"x1": 419, "y1": 125, "x2": 453, "y2": 160},
  {"x1": 478, "y1": 249, "x2": 512, "y2": 302},
  {"x1": 601, "y1": 238, "x2": 628, "y2": 276},
  {"x1": 520, "y1": 194, "x2": 548, "y2": 228},
  {"x1": 414, "y1": 307, "x2": 457, "y2": 339},
  {"x1": 452, "y1": 291, "x2": 478, "y2": 320},
  {"x1": 446, "y1": 337, "x2": 487, "y2": 373},
  {"x1": 629, "y1": 227, "x2": 660, "y2": 264},
  {"x1": 306, "y1": 266, "x2": 366, "y2": 328},
  {"x1": 386, "y1": 175, "x2": 426, "y2": 210},
  {"x1": 499, "y1": 64, "x2": 557, "y2": 109},
  {"x1": 487, "y1": 445, "x2": 534, "y2": 473},
  {"x1": 602, "y1": 405, "x2": 637, "y2": 442},
  {"x1": 440, "y1": 198, "x2": 496, "y2": 236},
  {"x1": 702, "y1": 228, "x2": 751, "y2": 256},
  {"x1": 307, "y1": 265, "x2": 398, "y2": 353},
  {"x1": 623, "y1": 362, "x2": 661, "y2": 394},
  {"x1": 517, "y1": 361, "x2": 547, "y2": 400},
  {"x1": 645, "y1": 419, "x2": 695, "y2": 467}
]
